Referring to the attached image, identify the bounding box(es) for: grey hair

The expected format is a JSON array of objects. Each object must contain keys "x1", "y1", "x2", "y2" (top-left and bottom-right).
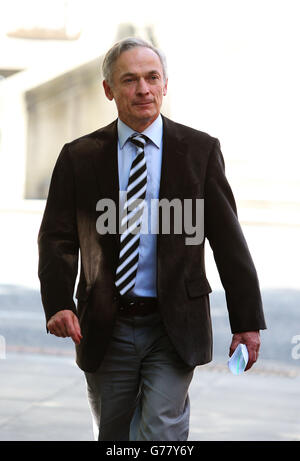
[{"x1": 102, "y1": 37, "x2": 168, "y2": 86}]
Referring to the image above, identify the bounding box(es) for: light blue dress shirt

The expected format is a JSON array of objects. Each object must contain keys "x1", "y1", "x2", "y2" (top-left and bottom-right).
[{"x1": 117, "y1": 114, "x2": 163, "y2": 297}]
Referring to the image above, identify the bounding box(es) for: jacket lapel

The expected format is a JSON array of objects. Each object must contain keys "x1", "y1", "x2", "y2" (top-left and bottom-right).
[
  {"x1": 92, "y1": 119, "x2": 119, "y2": 207},
  {"x1": 156, "y1": 116, "x2": 189, "y2": 299},
  {"x1": 92, "y1": 120, "x2": 120, "y2": 253},
  {"x1": 159, "y1": 116, "x2": 187, "y2": 200}
]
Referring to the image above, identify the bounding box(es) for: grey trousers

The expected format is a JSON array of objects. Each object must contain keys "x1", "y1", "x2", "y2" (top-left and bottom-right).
[{"x1": 84, "y1": 312, "x2": 194, "y2": 441}]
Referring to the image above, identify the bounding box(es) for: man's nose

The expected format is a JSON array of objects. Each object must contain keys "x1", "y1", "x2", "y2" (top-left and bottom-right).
[{"x1": 136, "y1": 78, "x2": 149, "y2": 94}]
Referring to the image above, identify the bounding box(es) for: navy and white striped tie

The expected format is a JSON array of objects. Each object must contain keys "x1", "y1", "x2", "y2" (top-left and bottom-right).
[{"x1": 115, "y1": 134, "x2": 148, "y2": 296}]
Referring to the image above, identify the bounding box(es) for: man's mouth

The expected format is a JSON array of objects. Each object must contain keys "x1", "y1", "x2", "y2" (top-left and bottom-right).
[{"x1": 134, "y1": 101, "x2": 153, "y2": 106}]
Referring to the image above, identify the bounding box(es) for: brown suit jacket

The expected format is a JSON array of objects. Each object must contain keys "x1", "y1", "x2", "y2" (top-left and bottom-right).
[{"x1": 38, "y1": 115, "x2": 266, "y2": 372}]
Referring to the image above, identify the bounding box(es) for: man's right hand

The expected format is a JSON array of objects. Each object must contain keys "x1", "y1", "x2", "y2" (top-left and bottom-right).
[{"x1": 47, "y1": 310, "x2": 82, "y2": 345}]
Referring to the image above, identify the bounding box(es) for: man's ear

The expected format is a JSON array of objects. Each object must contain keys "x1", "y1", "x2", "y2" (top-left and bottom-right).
[
  {"x1": 103, "y1": 80, "x2": 114, "y2": 101},
  {"x1": 163, "y1": 78, "x2": 168, "y2": 96}
]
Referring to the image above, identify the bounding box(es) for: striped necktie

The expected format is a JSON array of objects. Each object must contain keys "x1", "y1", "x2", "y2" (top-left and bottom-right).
[{"x1": 115, "y1": 133, "x2": 148, "y2": 296}]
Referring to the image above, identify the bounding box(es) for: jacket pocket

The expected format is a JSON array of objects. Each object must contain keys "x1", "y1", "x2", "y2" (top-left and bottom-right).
[{"x1": 185, "y1": 276, "x2": 212, "y2": 298}]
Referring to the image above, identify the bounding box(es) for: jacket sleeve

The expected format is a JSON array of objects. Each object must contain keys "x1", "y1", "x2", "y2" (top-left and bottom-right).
[
  {"x1": 204, "y1": 139, "x2": 266, "y2": 333},
  {"x1": 38, "y1": 143, "x2": 79, "y2": 326}
]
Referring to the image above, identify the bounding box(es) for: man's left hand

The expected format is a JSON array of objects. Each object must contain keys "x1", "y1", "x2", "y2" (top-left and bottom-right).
[{"x1": 229, "y1": 331, "x2": 260, "y2": 371}]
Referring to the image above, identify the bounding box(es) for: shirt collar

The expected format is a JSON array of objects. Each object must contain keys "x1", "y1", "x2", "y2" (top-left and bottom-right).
[{"x1": 118, "y1": 114, "x2": 163, "y2": 149}]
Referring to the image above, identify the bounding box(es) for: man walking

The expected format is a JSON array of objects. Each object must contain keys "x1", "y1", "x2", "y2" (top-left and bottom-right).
[{"x1": 38, "y1": 37, "x2": 266, "y2": 441}]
